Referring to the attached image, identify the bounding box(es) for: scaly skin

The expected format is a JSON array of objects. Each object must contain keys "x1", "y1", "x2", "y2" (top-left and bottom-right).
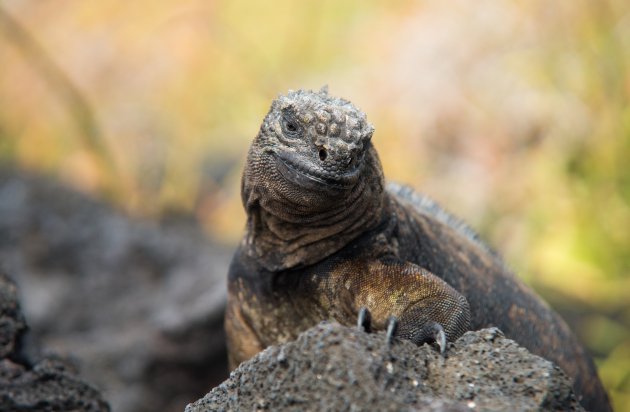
[{"x1": 226, "y1": 88, "x2": 611, "y2": 412}]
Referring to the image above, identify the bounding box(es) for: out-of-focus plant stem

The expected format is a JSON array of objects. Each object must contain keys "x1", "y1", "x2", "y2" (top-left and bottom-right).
[{"x1": 0, "y1": 6, "x2": 122, "y2": 199}]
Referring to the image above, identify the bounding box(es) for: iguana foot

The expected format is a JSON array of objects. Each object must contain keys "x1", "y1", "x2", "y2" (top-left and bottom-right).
[{"x1": 356, "y1": 307, "x2": 447, "y2": 353}]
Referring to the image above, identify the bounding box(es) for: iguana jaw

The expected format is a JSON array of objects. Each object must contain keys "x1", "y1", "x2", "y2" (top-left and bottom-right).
[
  {"x1": 274, "y1": 150, "x2": 362, "y2": 191},
  {"x1": 242, "y1": 144, "x2": 386, "y2": 271}
]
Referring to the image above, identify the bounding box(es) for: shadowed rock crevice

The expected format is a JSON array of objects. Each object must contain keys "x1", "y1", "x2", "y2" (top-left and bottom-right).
[{"x1": 0, "y1": 273, "x2": 110, "y2": 411}]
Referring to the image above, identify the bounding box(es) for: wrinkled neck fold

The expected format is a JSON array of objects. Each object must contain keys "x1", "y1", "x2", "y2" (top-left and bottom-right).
[{"x1": 243, "y1": 150, "x2": 386, "y2": 271}]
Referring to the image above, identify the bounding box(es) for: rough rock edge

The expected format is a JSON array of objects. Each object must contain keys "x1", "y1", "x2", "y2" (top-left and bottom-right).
[
  {"x1": 187, "y1": 323, "x2": 583, "y2": 412},
  {"x1": 0, "y1": 273, "x2": 110, "y2": 411}
]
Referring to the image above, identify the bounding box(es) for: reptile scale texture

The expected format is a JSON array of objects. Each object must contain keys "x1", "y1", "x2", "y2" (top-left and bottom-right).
[{"x1": 225, "y1": 88, "x2": 611, "y2": 411}]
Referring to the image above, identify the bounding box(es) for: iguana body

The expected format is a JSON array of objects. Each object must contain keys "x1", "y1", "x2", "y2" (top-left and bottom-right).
[{"x1": 225, "y1": 89, "x2": 610, "y2": 411}]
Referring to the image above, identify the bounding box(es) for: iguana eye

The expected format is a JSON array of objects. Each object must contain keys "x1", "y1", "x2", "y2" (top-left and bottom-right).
[
  {"x1": 281, "y1": 114, "x2": 301, "y2": 138},
  {"x1": 286, "y1": 121, "x2": 297, "y2": 132}
]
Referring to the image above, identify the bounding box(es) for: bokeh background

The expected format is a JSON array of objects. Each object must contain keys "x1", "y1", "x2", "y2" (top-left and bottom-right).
[{"x1": 1, "y1": 0, "x2": 629, "y2": 409}]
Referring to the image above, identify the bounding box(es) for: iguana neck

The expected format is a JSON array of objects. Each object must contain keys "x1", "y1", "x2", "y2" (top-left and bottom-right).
[{"x1": 242, "y1": 147, "x2": 386, "y2": 271}]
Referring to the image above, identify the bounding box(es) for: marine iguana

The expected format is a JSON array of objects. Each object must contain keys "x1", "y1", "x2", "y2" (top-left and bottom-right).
[{"x1": 225, "y1": 88, "x2": 611, "y2": 411}]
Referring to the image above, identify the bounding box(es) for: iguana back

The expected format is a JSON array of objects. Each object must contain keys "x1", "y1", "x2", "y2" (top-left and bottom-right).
[{"x1": 387, "y1": 182, "x2": 607, "y2": 410}]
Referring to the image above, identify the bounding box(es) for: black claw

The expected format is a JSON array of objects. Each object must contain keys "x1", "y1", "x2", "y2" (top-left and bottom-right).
[
  {"x1": 435, "y1": 325, "x2": 446, "y2": 355},
  {"x1": 357, "y1": 307, "x2": 372, "y2": 333},
  {"x1": 409, "y1": 322, "x2": 447, "y2": 354},
  {"x1": 386, "y1": 316, "x2": 398, "y2": 345}
]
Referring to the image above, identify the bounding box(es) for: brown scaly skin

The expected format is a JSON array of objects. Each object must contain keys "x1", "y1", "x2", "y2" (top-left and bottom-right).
[{"x1": 226, "y1": 88, "x2": 611, "y2": 412}]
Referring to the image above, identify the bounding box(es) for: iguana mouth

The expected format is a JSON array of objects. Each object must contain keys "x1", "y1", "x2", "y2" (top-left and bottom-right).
[{"x1": 275, "y1": 152, "x2": 361, "y2": 190}]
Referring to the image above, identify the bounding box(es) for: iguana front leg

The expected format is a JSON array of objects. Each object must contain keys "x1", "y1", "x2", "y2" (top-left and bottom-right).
[{"x1": 320, "y1": 259, "x2": 471, "y2": 349}]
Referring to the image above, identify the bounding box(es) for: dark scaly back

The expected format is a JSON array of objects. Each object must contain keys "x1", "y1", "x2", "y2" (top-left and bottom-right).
[
  {"x1": 387, "y1": 182, "x2": 500, "y2": 259},
  {"x1": 387, "y1": 182, "x2": 610, "y2": 412}
]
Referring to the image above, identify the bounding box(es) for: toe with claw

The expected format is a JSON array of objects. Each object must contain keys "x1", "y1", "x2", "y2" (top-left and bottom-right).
[
  {"x1": 386, "y1": 316, "x2": 399, "y2": 346},
  {"x1": 357, "y1": 306, "x2": 372, "y2": 333},
  {"x1": 408, "y1": 321, "x2": 447, "y2": 355},
  {"x1": 356, "y1": 308, "x2": 447, "y2": 354}
]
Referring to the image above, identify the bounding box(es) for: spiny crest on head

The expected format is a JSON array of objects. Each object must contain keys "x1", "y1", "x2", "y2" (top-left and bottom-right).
[{"x1": 272, "y1": 88, "x2": 374, "y2": 143}]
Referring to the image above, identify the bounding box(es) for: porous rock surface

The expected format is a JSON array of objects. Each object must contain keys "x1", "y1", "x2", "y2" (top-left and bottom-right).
[
  {"x1": 0, "y1": 169, "x2": 232, "y2": 412},
  {"x1": 187, "y1": 323, "x2": 583, "y2": 412},
  {"x1": 0, "y1": 273, "x2": 110, "y2": 411}
]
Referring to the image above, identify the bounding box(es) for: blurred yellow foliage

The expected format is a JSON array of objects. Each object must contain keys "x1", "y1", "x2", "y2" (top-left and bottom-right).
[{"x1": 1, "y1": 0, "x2": 629, "y2": 409}]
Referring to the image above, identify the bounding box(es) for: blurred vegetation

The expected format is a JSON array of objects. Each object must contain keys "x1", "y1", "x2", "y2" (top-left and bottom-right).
[{"x1": 1, "y1": 0, "x2": 628, "y2": 409}]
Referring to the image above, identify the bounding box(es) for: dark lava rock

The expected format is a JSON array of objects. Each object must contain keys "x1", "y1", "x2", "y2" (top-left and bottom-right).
[
  {"x1": 0, "y1": 273, "x2": 110, "y2": 411},
  {"x1": 187, "y1": 323, "x2": 583, "y2": 412},
  {"x1": 0, "y1": 170, "x2": 232, "y2": 412}
]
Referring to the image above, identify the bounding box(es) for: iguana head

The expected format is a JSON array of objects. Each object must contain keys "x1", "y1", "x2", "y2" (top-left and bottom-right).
[
  {"x1": 242, "y1": 88, "x2": 385, "y2": 270},
  {"x1": 252, "y1": 88, "x2": 374, "y2": 193}
]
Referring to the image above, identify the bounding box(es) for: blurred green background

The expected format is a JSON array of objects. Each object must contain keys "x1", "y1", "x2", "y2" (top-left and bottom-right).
[{"x1": 1, "y1": 0, "x2": 628, "y2": 409}]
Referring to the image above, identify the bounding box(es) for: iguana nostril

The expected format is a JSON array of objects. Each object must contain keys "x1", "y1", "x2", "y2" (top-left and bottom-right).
[{"x1": 319, "y1": 148, "x2": 328, "y2": 161}]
